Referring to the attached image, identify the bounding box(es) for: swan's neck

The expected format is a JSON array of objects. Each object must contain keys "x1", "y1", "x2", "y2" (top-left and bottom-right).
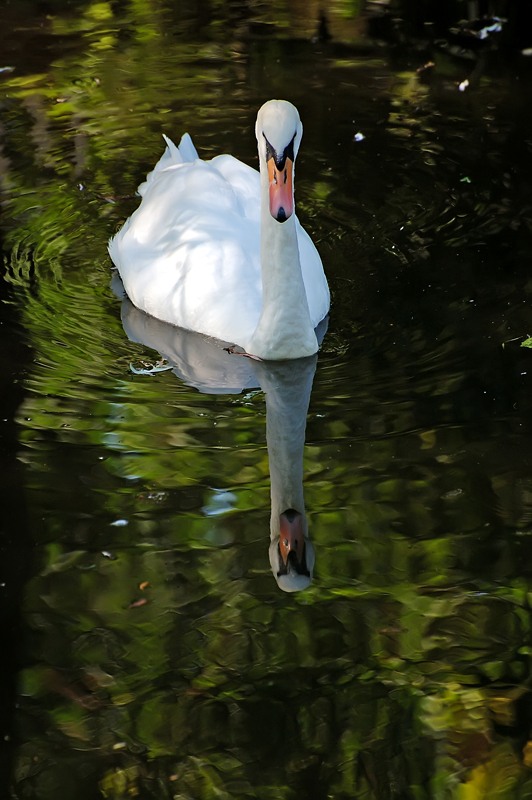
[{"x1": 245, "y1": 169, "x2": 318, "y2": 360}]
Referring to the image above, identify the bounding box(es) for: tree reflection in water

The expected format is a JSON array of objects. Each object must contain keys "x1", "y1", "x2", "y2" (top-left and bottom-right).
[{"x1": 2, "y1": 0, "x2": 532, "y2": 797}]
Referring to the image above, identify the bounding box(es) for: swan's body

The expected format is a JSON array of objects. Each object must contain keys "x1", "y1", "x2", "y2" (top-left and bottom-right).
[{"x1": 108, "y1": 100, "x2": 329, "y2": 360}]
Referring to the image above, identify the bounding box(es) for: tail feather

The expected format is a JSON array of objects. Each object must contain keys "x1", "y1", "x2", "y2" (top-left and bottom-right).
[
  {"x1": 176, "y1": 132, "x2": 199, "y2": 162},
  {"x1": 160, "y1": 133, "x2": 198, "y2": 165},
  {"x1": 138, "y1": 133, "x2": 199, "y2": 195}
]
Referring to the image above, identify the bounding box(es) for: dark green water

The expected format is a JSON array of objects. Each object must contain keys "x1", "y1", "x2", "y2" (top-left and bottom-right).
[{"x1": 1, "y1": 2, "x2": 532, "y2": 798}]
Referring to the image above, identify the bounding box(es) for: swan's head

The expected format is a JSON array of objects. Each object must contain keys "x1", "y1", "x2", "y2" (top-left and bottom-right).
[
  {"x1": 268, "y1": 508, "x2": 315, "y2": 592},
  {"x1": 256, "y1": 100, "x2": 303, "y2": 224}
]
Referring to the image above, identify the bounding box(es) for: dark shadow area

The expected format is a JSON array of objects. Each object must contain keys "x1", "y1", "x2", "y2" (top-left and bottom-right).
[{"x1": 0, "y1": 238, "x2": 33, "y2": 791}]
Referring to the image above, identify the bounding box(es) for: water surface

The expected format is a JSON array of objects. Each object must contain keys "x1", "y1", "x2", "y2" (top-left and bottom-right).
[{"x1": 2, "y1": 2, "x2": 532, "y2": 798}]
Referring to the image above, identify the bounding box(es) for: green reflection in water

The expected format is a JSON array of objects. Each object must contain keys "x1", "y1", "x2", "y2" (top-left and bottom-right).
[{"x1": 2, "y1": 1, "x2": 532, "y2": 798}]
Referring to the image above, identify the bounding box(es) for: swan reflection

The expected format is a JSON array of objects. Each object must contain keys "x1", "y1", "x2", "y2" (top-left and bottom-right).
[{"x1": 118, "y1": 283, "x2": 322, "y2": 591}]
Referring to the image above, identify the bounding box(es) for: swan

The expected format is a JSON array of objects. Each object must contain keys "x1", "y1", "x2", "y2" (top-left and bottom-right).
[{"x1": 108, "y1": 100, "x2": 329, "y2": 360}]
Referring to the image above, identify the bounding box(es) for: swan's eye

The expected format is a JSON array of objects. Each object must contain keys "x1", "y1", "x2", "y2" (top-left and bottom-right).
[{"x1": 263, "y1": 134, "x2": 276, "y2": 163}]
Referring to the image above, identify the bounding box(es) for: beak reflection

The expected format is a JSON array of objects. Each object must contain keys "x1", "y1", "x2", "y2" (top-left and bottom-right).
[{"x1": 278, "y1": 509, "x2": 308, "y2": 574}]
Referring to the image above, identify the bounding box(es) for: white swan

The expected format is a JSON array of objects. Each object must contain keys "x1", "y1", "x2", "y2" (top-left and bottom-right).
[{"x1": 108, "y1": 100, "x2": 329, "y2": 360}]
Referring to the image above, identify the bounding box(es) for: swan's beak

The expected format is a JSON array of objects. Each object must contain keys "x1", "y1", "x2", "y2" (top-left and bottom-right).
[{"x1": 267, "y1": 156, "x2": 294, "y2": 223}]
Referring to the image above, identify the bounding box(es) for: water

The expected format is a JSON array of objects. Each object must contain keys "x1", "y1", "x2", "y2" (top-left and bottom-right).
[{"x1": 2, "y1": 2, "x2": 532, "y2": 798}]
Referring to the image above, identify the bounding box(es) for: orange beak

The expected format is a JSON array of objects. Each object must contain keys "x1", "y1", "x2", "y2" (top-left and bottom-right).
[
  {"x1": 267, "y1": 156, "x2": 294, "y2": 223},
  {"x1": 279, "y1": 509, "x2": 305, "y2": 566}
]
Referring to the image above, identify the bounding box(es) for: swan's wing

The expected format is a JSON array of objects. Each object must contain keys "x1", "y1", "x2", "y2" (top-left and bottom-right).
[
  {"x1": 109, "y1": 153, "x2": 263, "y2": 346},
  {"x1": 209, "y1": 154, "x2": 260, "y2": 223}
]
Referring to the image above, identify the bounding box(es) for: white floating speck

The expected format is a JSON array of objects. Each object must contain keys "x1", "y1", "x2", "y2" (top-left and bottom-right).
[
  {"x1": 477, "y1": 19, "x2": 503, "y2": 39},
  {"x1": 458, "y1": 79, "x2": 469, "y2": 92},
  {"x1": 110, "y1": 519, "x2": 128, "y2": 527},
  {"x1": 202, "y1": 489, "x2": 237, "y2": 517},
  {"x1": 354, "y1": 131, "x2": 365, "y2": 142}
]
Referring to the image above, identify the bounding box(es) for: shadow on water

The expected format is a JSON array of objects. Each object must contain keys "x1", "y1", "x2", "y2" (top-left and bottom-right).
[
  {"x1": 0, "y1": 272, "x2": 33, "y2": 792},
  {"x1": 1, "y1": 0, "x2": 532, "y2": 798}
]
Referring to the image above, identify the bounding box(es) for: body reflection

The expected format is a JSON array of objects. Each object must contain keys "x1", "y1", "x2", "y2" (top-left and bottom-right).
[{"x1": 118, "y1": 284, "x2": 322, "y2": 591}]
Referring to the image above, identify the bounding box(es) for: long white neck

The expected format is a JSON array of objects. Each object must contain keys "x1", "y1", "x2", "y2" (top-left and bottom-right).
[{"x1": 245, "y1": 167, "x2": 319, "y2": 360}]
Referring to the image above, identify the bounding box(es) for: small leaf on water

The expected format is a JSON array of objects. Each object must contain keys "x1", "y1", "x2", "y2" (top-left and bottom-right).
[{"x1": 128, "y1": 597, "x2": 148, "y2": 609}]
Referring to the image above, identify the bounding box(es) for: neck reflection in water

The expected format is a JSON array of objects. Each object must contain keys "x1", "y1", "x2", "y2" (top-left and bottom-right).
[{"x1": 253, "y1": 357, "x2": 317, "y2": 592}]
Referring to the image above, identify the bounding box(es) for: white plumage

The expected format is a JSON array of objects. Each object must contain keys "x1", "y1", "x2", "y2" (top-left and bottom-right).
[{"x1": 109, "y1": 100, "x2": 329, "y2": 360}]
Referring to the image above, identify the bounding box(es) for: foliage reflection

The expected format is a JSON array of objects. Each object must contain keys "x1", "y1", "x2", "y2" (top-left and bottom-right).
[{"x1": 2, "y1": 1, "x2": 532, "y2": 798}]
